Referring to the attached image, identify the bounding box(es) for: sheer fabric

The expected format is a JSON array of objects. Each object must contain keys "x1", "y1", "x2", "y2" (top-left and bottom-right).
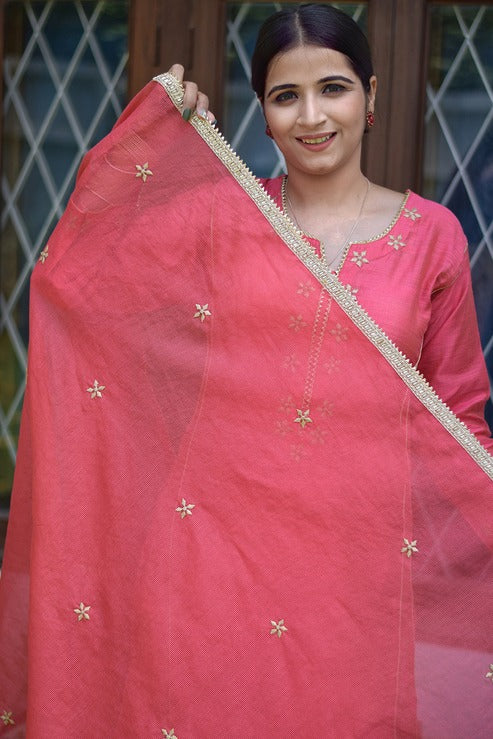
[{"x1": 0, "y1": 76, "x2": 492, "y2": 738}]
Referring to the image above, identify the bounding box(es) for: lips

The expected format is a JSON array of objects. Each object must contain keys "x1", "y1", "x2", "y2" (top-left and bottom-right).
[{"x1": 297, "y1": 133, "x2": 336, "y2": 145}]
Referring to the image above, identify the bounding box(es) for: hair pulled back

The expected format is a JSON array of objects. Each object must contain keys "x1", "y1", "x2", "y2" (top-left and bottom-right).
[{"x1": 251, "y1": 3, "x2": 374, "y2": 99}]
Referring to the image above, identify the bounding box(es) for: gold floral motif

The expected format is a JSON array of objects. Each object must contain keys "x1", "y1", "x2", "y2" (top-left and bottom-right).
[
  {"x1": 176, "y1": 498, "x2": 195, "y2": 519},
  {"x1": 401, "y1": 539, "x2": 418, "y2": 558},
  {"x1": 135, "y1": 162, "x2": 153, "y2": 182},
  {"x1": 74, "y1": 602, "x2": 91, "y2": 621},
  {"x1": 297, "y1": 282, "x2": 315, "y2": 297},
  {"x1": 486, "y1": 665, "x2": 493, "y2": 682},
  {"x1": 270, "y1": 619, "x2": 288, "y2": 638},
  {"x1": 350, "y1": 250, "x2": 369, "y2": 267},
  {"x1": 404, "y1": 207, "x2": 421, "y2": 221},
  {"x1": 294, "y1": 408, "x2": 313, "y2": 428},
  {"x1": 289, "y1": 314, "x2": 307, "y2": 332},
  {"x1": 86, "y1": 380, "x2": 105, "y2": 399},
  {"x1": 162, "y1": 730, "x2": 177, "y2": 738},
  {"x1": 1, "y1": 711, "x2": 15, "y2": 726},
  {"x1": 193, "y1": 304, "x2": 211, "y2": 322},
  {"x1": 154, "y1": 73, "x2": 493, "y2": 481},
  {"x1": 329, "y1": 323, "x2": 349, "y2": 342},
  {"x1": 39, "y1": 247, "x2": 49, "y2": 264},
  {"x1": 388, "y1": 234, "x2": 406, "y2": 250}
]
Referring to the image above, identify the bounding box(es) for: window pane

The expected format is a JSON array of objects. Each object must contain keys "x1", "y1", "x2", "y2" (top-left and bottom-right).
[
  {"x1": 0, "y1": 0, "x2": 129, "y2": 520},
  {"x1": 423, "y1": 4, "x2": 493, "y2": 427}
]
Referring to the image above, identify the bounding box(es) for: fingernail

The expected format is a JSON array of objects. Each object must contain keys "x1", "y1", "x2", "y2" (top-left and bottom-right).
[
  {"x1": 197, "y1": 109, "x2": 208, "y2": 120},
  {"x1": 211, "y1": 118, "x2": 218, "y2": 126},
  {"x1": 182, "y1": 108, "x2": 191, "y2": 121}
]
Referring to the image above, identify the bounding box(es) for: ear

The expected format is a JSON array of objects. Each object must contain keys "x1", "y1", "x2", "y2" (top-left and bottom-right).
[{"x1": 367, "y1": 75, "x2": 377, "y2": 111}]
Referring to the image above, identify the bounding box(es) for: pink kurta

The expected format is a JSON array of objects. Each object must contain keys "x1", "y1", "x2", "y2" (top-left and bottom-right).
[
  {"x1": 0, "y1": 76, "x2": 492, "y2": 738},
  {"x1": 264, "y1": 177, "x2": 492, "y2": 450}
]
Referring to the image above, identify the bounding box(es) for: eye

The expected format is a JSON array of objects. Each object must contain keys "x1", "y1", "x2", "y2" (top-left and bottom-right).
[
  {"x1": 274, "y1": 90, "x2": 296, "y2": 103},
  {"x1": 322, "y1": 83, "x2": 346, "y2": 94}
]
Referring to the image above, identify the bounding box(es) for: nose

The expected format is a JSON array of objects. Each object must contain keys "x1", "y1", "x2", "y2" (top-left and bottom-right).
[{"x1": 298, "y1": 93, "x2": 327, "y2": 127}]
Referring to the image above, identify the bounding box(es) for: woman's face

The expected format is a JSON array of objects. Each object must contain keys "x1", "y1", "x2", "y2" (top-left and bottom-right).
[{"x1": 263, "y1": 44, "x2": 376, "y2": 178}]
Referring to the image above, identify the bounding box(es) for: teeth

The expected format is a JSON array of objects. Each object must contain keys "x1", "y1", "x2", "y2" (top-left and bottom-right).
[{"x1": 301, "y1": 135, "x2": 332, "y2": 144}]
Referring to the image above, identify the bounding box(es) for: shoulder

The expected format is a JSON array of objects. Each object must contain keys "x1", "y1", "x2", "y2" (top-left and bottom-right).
[
  {"x1": 405, "y1": 191, "x2": 469, "y2": 286},
  {"x1": 408, "y1": 192, "x2": 465, "y2": 233}
]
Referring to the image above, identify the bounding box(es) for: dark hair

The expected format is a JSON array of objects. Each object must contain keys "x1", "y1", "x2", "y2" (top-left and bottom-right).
[{"x1": 251, "y1": 3, "x2": 374, "y2": 98}]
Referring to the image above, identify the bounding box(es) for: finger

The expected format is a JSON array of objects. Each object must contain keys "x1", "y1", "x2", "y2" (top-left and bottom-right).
[
  {"x1": 195, "y1": 92, "x2": 210, "y2": 119},
  {"x1": 181, "y1": 81, "x2": 199, "y2": 119},
  {"x1": 167, "y1": 64, "x2": 185, "y2": 84}
]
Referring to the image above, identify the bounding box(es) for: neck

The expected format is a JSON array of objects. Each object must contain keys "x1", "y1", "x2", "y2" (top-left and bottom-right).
[{"x1": 284, "y1": 166, "x2": 369, "y2": 217}]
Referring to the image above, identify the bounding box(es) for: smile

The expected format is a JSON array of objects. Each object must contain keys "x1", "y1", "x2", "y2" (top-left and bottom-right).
[{"x1": 298, "y1": 133, "x2": 335, "y2": 145}]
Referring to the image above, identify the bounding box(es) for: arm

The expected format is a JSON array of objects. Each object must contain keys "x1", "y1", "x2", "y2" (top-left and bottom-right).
[{"x1": 417, "y1": 249, "x2": 493, "y2": 453}]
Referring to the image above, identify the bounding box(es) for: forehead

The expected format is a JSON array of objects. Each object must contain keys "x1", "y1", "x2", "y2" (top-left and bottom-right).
[{"x1": 266, "y1": 44, "x2": 354, "y2": 84}]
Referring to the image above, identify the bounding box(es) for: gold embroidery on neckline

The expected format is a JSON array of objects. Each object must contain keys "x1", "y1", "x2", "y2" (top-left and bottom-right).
[
  {"x1": 153, "y1": 73, "x2": 493, "y2": 481},
  {"x1": 350, "y1": 191, "x2": 411, "y2": 245}
]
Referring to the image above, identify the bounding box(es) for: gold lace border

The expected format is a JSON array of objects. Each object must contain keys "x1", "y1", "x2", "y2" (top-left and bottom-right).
[{"x1": 153, "y1": 73, "x2": 493, "y2": 480}]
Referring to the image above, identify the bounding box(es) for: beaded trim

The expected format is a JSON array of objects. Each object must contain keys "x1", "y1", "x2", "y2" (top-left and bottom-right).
[{"x1": 153, "y1": 73, "x2": 493, "y2": 480}]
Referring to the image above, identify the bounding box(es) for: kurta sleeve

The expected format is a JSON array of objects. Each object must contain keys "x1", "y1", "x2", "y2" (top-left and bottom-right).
[{"x1": 417, "y1": 246, "x2": 493, "y2": 453}]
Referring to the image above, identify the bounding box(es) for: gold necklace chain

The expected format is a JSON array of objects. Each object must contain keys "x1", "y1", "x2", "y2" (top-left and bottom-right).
[{"x1": 281, "y1": 175, "x2": 370, "y2": 273}]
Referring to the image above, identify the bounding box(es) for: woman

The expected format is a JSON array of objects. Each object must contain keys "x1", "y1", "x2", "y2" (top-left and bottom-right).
[{"x1": 0, "y1": 4, "x2": 492, "y2": 737}]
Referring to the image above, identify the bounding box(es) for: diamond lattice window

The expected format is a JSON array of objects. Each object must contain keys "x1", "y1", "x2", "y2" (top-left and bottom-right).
[
  {"x1": 0, "y1": 0, "x2": 128, "y2": 509},
  {"x1": 423, "y1": 4, "x2": 493, "y2": 424}
]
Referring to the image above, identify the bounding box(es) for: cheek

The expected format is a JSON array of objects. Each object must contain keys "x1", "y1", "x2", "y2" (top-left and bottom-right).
[{"x1": 265, "y1": 108, "x2": 295, "y2": 137}]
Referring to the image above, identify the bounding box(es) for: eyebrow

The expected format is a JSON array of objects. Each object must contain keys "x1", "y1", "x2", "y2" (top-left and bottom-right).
[{"x1": 266, "y1": 75, "x2": 355, "y2": 99}]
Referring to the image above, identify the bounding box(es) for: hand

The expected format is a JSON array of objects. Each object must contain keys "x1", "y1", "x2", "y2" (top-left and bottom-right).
[{"x1": 167, "y1": 64, "x2": 216, "y2": 124}]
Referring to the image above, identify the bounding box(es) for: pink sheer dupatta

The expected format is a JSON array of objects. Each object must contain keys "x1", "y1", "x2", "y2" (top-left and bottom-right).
[{"x1": 0, "y1": 75, "x2": 492, "y2": 738}]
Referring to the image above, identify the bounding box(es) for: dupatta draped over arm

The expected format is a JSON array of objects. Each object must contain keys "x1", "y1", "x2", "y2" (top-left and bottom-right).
[{"x1": 0, "y1": 75, "x2": 492, "y2": 738}]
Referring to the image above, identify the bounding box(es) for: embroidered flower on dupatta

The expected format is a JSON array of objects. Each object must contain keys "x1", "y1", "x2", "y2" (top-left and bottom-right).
[
  {"x1": 485, "y1": 665, "x2": 493, "y2": 682},
  {"x1": 74, "y1": 603, "x2": 91, "y2": 621},
  {"x1": 1, "y1": 711, "x2": 15, "y2": 726},
  {"x1": 39, "y1": 247, "x2": 49, "y2": 264},
  {"x1": 193, "y1": 304, "x2": 212, "y2": 322},
  {"x1": 135, "y1": 163, "x2": 153, "y2": 182},
  {"x1": 270, "y1": 619, "x2": 288, "y2": 638},
  {"x1": 86, "y1": 380, "x2": 105, "y2": 399},
  {"x1": 401, "y1": 539, "x2": 418, "y2": 557},
  {"x1": 176, "y1": 499, "x2": 195, "y2": 519},
  {"x1": 294, "y1": 409, "x2": 312, "y2": 428},
  {"x1": 161, "y1": 729, "x2": 178, "y2": 738}
]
